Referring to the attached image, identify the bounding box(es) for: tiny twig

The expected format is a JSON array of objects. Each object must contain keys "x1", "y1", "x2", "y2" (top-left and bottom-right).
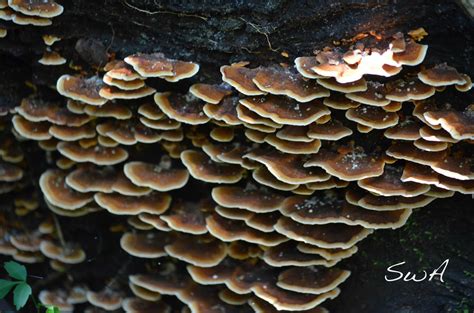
[
  {"x1": 122, "y1": 0, "x2": 208, "y2": 21},
  {"x1": 52, "y1": 214, "x2": 66, "y2": 249},
  {"x1": 105, "y1": 22, "x2": 115, "y2": 55},
  {"x1": 32, "y1": 271, "x2": 66, "y2": 292},
  {"x1": 240, "y1": 17, "x2": 280, "y2": 53},
  {"x1": 28, "y1": 275, "x2": 44, "y2": 279},
  {"x1": 105, "y1": 259, "x2": 131, "y2": 290}
]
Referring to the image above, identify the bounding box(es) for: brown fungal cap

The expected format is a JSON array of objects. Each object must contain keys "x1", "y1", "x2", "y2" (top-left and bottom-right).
[
  {"x1": 246, "y1": 149, "x2": 330, "y2": 184},
  {"x1": 140, "y1": 117, "x2": 181, "y2": 130},
  {"x1": 39, "y1": 291, "x2": 74, "y2": 312},
  {"x1": 154, "y1": 92, "x2": 210, "y2": 125},
  {"x1": 42, "y1": 34, "x2": 61, "y2": 46},
  {"x1": 11, "y1": 11, "x2": 51, "y2": 25},
  {"x1": 392, "y1": 39, "x2": 428, "y2": 65},
  {"x1": 138, "y1": 102, "x2": 165, "y2": 120},
  {"x1": 13, "y1": 251, "x2": 45, "y2": 263},
  {"x1": 39, "y1": 169, "x2": 93, "y2": 210},
  {"x1": 228, "y1": 241, "x2": 262, "y2": 260},
  {"x1": 39, "y1": 240, "x2": 86, "y2": 264},
  {"x1": 104, "y1": 60, "x2": 143, "y2": 81},
  {"x1": 49, "y1": 124, "x2": 96, "y2": 141},
  {"x1": 138, "y1": 213, "x2": 172, "y2": 231},
  {"x1": 97, "y1": 120, "x2": 161, "y2": 145},
  {"x1": 236, "y1": 104, "x2": 282, "y2": 128},
  {"x1": 346, "y1": 105, "x2": 399, "y2": 129},
  {"x1": 124, "y1": 53, "x2": 173, "y2": 77},
  {"x1": 413, "y1": 138, "x2": 448, "y2": 152},
  {"x1": 423, "y1": 106, "x2": 474, "y2": 140},
  {"x1": 219, "y1": 289, "x2": 250, "y2": 305},
  {"x1": 103, "y1": 73, "x2": 145, "y2": 90},
  {"x1": 263, "y1": 242, "x2": 339, "y2": 267},
  {"x1": 129, "y1": 283, "x2": 161, "y2": 302},
  {"x1": 418, "y1": 64, "x2": 467, "y2": 87},
  {"x1": 124, "y1": 53, "x2": 199, "y2": 80},
  {"x1": 10, "y1": 233, "x2": 41, "y2": 252},
  {"x1": 120, "y1": 232, "x2": 168, "y2": 258},
  {"x1": 99, "y1": 85, "x2": 156, "y2": 100},
  {"x1": 384, "y1": 117, "x2": 422, "y2": 140},
  {"x1": 210, "y1": 127, "x2": 234, "y2": 142},
  {"x1": 163, "y1": 60, "x2": 200, "y2": 82},
  {"x1": 66, "y1": 166, "x2": 150, "y2": 195},
  {"x1": 130, "y1": 268, "x2": 191, "y2": 295},
  {"x1": 221, "y1": 62, "x2": 265, "y2": 96},
  {"x1": 165, "y1": 235, "x2": 227, "y2": 267},
  {"x1": 261, "y1": 170, "x2": 303, "y2": 190},
  {"x1": 86, "y1": 289, "x2": 123, "y2": 311},
  {"x1": 94, "y1": 192, "x2": 171, "y2": 215},
  {"x1": 160, "y1": 199, "x2": 211, "y2": 234},
  {"x1": 252, "y1": 282, "x2": 340, "y2": 311},
  {"x1": 386, "y1": 142, "x2": 447, "y2": 167},
  {"x1": 275, "y1": 217, "x2": 373, "y2": 249},
  {"x1": 456, "y1": 74, "x2": 473, "y2": 92},
  {"x1": 307, "y1": 120, "x2": 352, "y2": 140},
  {"x1": 12, "y1": 115, "x2": 52, "y2": 140},
  {"x1": 57, "y1": 75, "x2": 107, "y2": 106},
  {"x1": 276, "y1": 125, "x2": 312, "y2": 142},
  {"x1": 84, "y1": 102, "x2": 132, "y2": 120},
  {"x1": 16, "y1": 97, "x2": 93, "y2": 126},
  {"x1": 124, "y1": 160, "x2": 189, "y2": 191},
  {"x1": 181, "y1": 150, "x2": 245, "y2": 184},
  {"x1": 239, "y1": 96, "x2": 330, "y2": 126},
  {"x1": 345, "y1": 81, "x2": 390, "y2": 107},
  {"x1": 419, "y1": 126, "x2": 458, "y2": 143},
  {"x1": 385, "y1": 78, "x2": 435, "y2": 101},
  {"x1": 277, "y1": 267, "x2": 351, "y2": 295},
  {"x1": 45, "y1": 200, "x2": 101, "y2": 217},
  {"x1": 251, "y1": 167, "x2": 297, "y2": 191},
  {"x1": 215, "y1": 206, "x2": 280, "y2": 233},
  {"x1": 58, "y1": 142, "x2": 129, "y2": 165},
  {"x1": 122, "y1": 298, "x2": 170, "y2": 313},
  {"x1": 189, "y1": 83, "x2": 233, "y2": 104},
  {"x1": 252, "y1": 66, "x2": 330, "y2": 102},
  {"x1": 317, "y1": 77, "x2": 367, "y2": 93},
  {"x1": 203, "y1": 96, "x2": 242, "y2": 125},
  {"x1": 8, "y1": 0, "x2": 63, "y2": 18},
  {"x1": 206, "y1": 214, "x2": 288, "y2": 246},
  {"x1": 431, "y1": 156, "x2": 474, "y2": 180},
  {"x1": 358, "y1": 165, "x2": 430, "y2": 197},
  {"x1": 280, "y1": 190, "x2": 412, "y2": 229},
  {"x1": 265, "y1": 134, "x2": 321, "y2": 155},
  {"x1": 294, "y1": 56, "x2": 324, "y2": 79},
  {"x1": 346, "y1": 188, "x2": 435, "y2": 211},
  {"x1": 212, "y1": 185, "x2": 284, "y2": 213},
  {"x1": 249, "y1": 297, "x2": 329, "y2": 313},
  {"x1": 323, "y1": 93, "x2": 360, "y2": 110},
  {"x1": 38, "y1": 50, "x2": 66, "y2": 66},
  {"x1": 304, "y1": 146, "x2": 385, "y2": 181},
  {"x1": 128, "y1": 216, "x2": 154, "y2": 230},
  {"x1": 0, "y1": 162, "x2": 24, "y2": 182}
]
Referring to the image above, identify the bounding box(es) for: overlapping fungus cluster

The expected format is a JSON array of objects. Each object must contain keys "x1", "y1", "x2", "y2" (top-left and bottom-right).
[{"x1": 0, "y1": 4, "x2": 473, "y2": 311}]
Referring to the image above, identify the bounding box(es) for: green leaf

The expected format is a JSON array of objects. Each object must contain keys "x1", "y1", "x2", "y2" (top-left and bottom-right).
[
  {"x1": 0, "y1": 279, "x2": 18, "y2": 299},
  {"x1": 13, "y1": 282, "x2": 31, "y2": 310},
  {"x1": 46, "y1": 306, "x2": 60, "y2": 313},
  {"x1": 4, "y1": 261, "x2": 27, "y2": 281}
]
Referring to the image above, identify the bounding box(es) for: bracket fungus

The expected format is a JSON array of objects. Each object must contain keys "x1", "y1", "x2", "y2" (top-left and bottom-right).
[{"x1": 1, "y1": 25, "x2": 472, "y2": 313}]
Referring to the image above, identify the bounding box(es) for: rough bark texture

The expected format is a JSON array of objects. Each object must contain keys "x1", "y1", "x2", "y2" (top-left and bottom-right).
[
  {"x1": 1, "y1": 1, "x2": 473, "y2": 312},
  {"x1": 1, "y1": 0, "x2": 474, "y2": 109}
]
